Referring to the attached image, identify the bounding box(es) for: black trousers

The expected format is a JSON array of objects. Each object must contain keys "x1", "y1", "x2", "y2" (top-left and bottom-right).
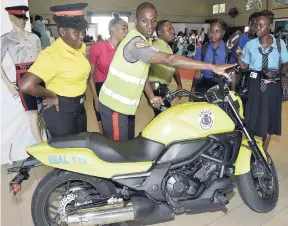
[
  {"x1": 93, "y1": 82, "x2": 104, "y2": 121},
  {"x1": 42, "y1": 94, "x2": 87, "y2": 137},
  {"x1": 99, "y1": 102, "x2": 135, "y2": 140}
]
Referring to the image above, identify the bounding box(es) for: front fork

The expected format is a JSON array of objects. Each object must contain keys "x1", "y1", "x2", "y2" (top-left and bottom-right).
[{"x1": 225, "y1": 96, "x2": 272, "y2": 175}]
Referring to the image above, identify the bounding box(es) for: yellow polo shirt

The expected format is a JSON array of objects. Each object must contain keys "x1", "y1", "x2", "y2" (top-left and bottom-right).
[
  {"x1": 148, "y1": 39, "x2": 176, "y2": 85},
  {"x1": 29, "y1": 37, "x2": 90, "y2": 97}
]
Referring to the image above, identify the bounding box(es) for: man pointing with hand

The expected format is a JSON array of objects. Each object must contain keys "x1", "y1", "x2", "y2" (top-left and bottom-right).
[{"x1": 99, "y1": 2, "x2": 233, "y2": 141}]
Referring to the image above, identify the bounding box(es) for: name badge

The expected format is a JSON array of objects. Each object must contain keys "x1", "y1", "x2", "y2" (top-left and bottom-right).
[{"x1": 250, "y1": 72, "x2": 257, "y2": 79}]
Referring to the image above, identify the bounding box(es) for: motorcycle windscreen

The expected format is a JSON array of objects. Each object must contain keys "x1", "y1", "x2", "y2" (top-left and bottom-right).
[
  {"x1": 142, "y1": 102, "x2": 235, "y2": 145},
  {"x1": 26, "y1": 143, "x2": 152, "y2": 178}
]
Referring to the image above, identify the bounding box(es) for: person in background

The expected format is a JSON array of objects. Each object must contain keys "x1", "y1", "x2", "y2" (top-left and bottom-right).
[
  {"x1": 230, "y1": 12, "x2": 259, "y2": 63},
  {"x1": 175, "y1": 31, "x2": 185, "y2": 55},
  {"x1": 187, "y1": 30, "x2": 197, "y2": 58},
  {"x1": 88, "y1": 14, "x2": 128, "y2": 134},
  {"x1": 199, "y1": 28, "x2": 205, "y2": 44},
  {"x1": 148, "y1": 20, "x2": 182, "y2": 116},
  {"x1": 237, "y1": 10, "x2": 288, "y2": 152},
  {"x1": 30, "y1": 16, "x2": 41, "y2": 38},
  {"x1": 98, "y1": 2, "x2": 233, "y2": 141},
  {"x1": 97, "y1": 35, "x2": 103, "y2": 41},
  {"x1": 19, "y1": 3, "x2": 91, "y2": 137},
  {"x1": 182, "y1": 33, "x2": 189, "y2": 56},
  {"x1": 191, "y1": 19, "x2": 236, "y2": 94},
  {"x1": 33, "y1": 15, "x2": 51, "y2": 49}
]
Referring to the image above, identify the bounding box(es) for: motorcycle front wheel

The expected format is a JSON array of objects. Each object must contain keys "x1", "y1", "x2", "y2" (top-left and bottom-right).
[
  {"x1": 31, "y1": 169, "x2": 116, "y2": 226},
  {"x1": 236, "y1": 152, "x2": 279, "y2": 213}
]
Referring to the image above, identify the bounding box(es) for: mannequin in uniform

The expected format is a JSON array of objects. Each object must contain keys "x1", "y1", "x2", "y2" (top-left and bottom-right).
[{"x1": 1, "y1": 5, "x2": 43, "y2": 143}]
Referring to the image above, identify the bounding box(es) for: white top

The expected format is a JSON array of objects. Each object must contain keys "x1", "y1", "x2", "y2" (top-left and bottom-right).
[
  {"x1": 199, "y1": 31, "x2": 205, "y2": 42},
  {"x1": 1, "y1": 29, "x2": 42, "y2": 64}
]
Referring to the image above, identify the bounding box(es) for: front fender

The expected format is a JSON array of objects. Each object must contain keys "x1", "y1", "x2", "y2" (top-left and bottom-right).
[{"x1": 234, "y1": 137, "x2": 267, "y2": 175}]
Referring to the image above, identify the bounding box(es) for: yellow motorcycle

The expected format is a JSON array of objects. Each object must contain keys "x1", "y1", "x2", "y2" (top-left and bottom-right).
[{"x1": 9, "y1": 68, "x2": 278, "y2": 226}]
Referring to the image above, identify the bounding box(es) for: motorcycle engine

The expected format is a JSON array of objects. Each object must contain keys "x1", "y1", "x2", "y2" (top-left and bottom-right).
[{"x1": 165, "y1": 156, "x2": 221, "y2": 200}]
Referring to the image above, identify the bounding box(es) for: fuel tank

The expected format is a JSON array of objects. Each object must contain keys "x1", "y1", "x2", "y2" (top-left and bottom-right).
[{"x1": 142, "y1": 102, "x2": 235, "y2": 145}]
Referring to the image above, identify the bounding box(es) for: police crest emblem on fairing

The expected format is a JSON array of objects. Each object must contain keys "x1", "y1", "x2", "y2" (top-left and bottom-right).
[{"x1": 199, "y1": 110, "x2": 214, "y2": 130}]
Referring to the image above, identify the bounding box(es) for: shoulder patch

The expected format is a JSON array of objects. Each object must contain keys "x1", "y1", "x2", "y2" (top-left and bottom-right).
[{"x1": 135, "y1": 41, "x2": 150, "y2": 48}]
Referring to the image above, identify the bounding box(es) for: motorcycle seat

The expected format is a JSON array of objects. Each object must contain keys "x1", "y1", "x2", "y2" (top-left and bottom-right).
[{"x1": 48, "y1": 132, "x2": 166, "y2": 163}]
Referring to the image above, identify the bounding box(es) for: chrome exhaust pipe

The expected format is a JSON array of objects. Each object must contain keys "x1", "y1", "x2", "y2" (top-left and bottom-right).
[{"x1": 67, "y1": 203, "x2": 135, "y2": 225}]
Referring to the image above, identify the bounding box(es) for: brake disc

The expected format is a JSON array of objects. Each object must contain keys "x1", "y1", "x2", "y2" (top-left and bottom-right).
[{"x1": 58, "y1": 193, "x2": 77, "y2": 223}]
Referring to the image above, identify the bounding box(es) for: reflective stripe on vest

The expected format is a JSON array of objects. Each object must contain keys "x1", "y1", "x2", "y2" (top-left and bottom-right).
[
  {"x1": 110, "y1": 66, "x2": 146, "y2": 85},
  {"x1": 102, "y1": 84, "x2": 140, "y2": 106}
]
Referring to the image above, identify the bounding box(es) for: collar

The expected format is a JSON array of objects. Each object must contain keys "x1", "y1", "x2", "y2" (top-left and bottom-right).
[
  {"x1": 157, "y1": 38, "x2": 169, "y2": 47},
  {"x1": 208, "y1": 40, "x2": 225, "y2": 50},
  {"x1": 12, "y1": 28, "x2": 27, "y2": 39},
  {"x1": 256, "y1": 36, "x2": 278, "y2": 50},
  {"x1": 134, "y1": 28, "x2": 151, "y2": 43},
  {"x1": 105, "y1": 40, "x2": 115, "y2": 51},
  {"x1": 55, "y1": 37, "x2": 86, "y2": 54}
]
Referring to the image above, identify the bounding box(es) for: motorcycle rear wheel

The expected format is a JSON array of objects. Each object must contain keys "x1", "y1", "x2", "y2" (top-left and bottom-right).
[
  {"x1": 236, "y1": 153, "x2": 279, "y2": 213},
  {"x1": 31, "y1": 169, "x2": 116, "y2": 226}
]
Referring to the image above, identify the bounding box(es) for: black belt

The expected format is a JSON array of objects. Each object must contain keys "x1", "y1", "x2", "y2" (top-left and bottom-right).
[
  {"x1": 58, "y1": 94, "x2": 86, "y2": 104},
  {"x1": 251, "y1": 70, "x2": 281, "y2": 82}
]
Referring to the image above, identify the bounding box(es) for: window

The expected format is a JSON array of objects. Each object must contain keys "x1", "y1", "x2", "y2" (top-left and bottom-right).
[
  {"x1": 213, "y1": 3, "x2": 225, "y2": 14},
  {"x1": 246, "y1": 0, "x2": 263, "y2": 11},
  {"x1": 90, "y1": 14, "x2": 129, "y2": 40}
]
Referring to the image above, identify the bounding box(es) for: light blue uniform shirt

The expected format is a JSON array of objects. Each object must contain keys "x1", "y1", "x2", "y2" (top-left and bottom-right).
[
  {"x1": 33, "y1": 21, "x2": 51, "y2": 49},
  {"x1": 241, "y1": 36, "x2": 288, "y2": 71}
]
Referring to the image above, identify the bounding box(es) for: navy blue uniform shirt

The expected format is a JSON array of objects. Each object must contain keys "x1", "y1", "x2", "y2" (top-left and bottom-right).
[
  {"x1": 194, "y1": 40, "x2": 228, "y2": 78},
  {"x1": 230, "y1": 34, "x2": 251, "y2": 63}
]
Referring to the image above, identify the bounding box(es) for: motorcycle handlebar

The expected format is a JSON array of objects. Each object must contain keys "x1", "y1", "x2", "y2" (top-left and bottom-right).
[{"x1": 162, "y1": 89, "x2": 205, "y2": 103}]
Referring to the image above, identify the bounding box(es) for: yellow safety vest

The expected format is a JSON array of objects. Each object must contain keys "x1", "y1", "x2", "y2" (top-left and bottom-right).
[
  {"x1": 99, "y1": 29, "x2": 151, "y2": 115},
  {"x1": 149, "y1": 39, "x2": 175, "y2": 85}
]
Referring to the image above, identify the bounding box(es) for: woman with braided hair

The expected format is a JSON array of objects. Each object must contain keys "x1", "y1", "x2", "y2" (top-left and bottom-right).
[{"x1": 19, "y1": 3, "x2": 91, "y2": 137}]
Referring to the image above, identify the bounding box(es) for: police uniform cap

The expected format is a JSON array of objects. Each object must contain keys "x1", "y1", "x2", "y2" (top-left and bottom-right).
[
  {"x1": 50, "y1": 3, "x2": 88, "y2": 17},
  {"x1": 5, "y1": 5, "x2": 29, "y2": 20}
]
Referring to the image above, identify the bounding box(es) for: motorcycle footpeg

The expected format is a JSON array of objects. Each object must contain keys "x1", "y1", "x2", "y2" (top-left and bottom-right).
[
  {"x1": 9, "y1": 169, "x2": 30, "y2": 195},
  {"x1": 213, "y1": 191, "x2": 229, "y2": 205}
]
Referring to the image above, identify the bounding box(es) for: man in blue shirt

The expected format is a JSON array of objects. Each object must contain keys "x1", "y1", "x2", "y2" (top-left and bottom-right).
[{"x1": 230, "y1": 12, "x2": 259, "y2": 63}]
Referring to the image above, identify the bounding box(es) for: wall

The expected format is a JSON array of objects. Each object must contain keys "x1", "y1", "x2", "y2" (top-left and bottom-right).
[
  {"x1": 269, "y1": 0, "x2": 288, "y2": 19},
  {"x1": 207, "y1": 0, "x2": 267, "y2": 26},
  {"x1": 1, "y1": 0, "x2": 36, "y2": 164},
  {"x1": 28, "y1": 0, "x2": 210, "y2": 23},
  {"x1": 207, "y1": 0, "x2": 288, "y2": 27}
]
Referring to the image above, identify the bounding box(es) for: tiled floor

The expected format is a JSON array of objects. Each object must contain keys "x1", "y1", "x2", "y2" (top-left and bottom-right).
[{"x1": 1, "y1": 80, "x2": 288, "y2": 226}]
